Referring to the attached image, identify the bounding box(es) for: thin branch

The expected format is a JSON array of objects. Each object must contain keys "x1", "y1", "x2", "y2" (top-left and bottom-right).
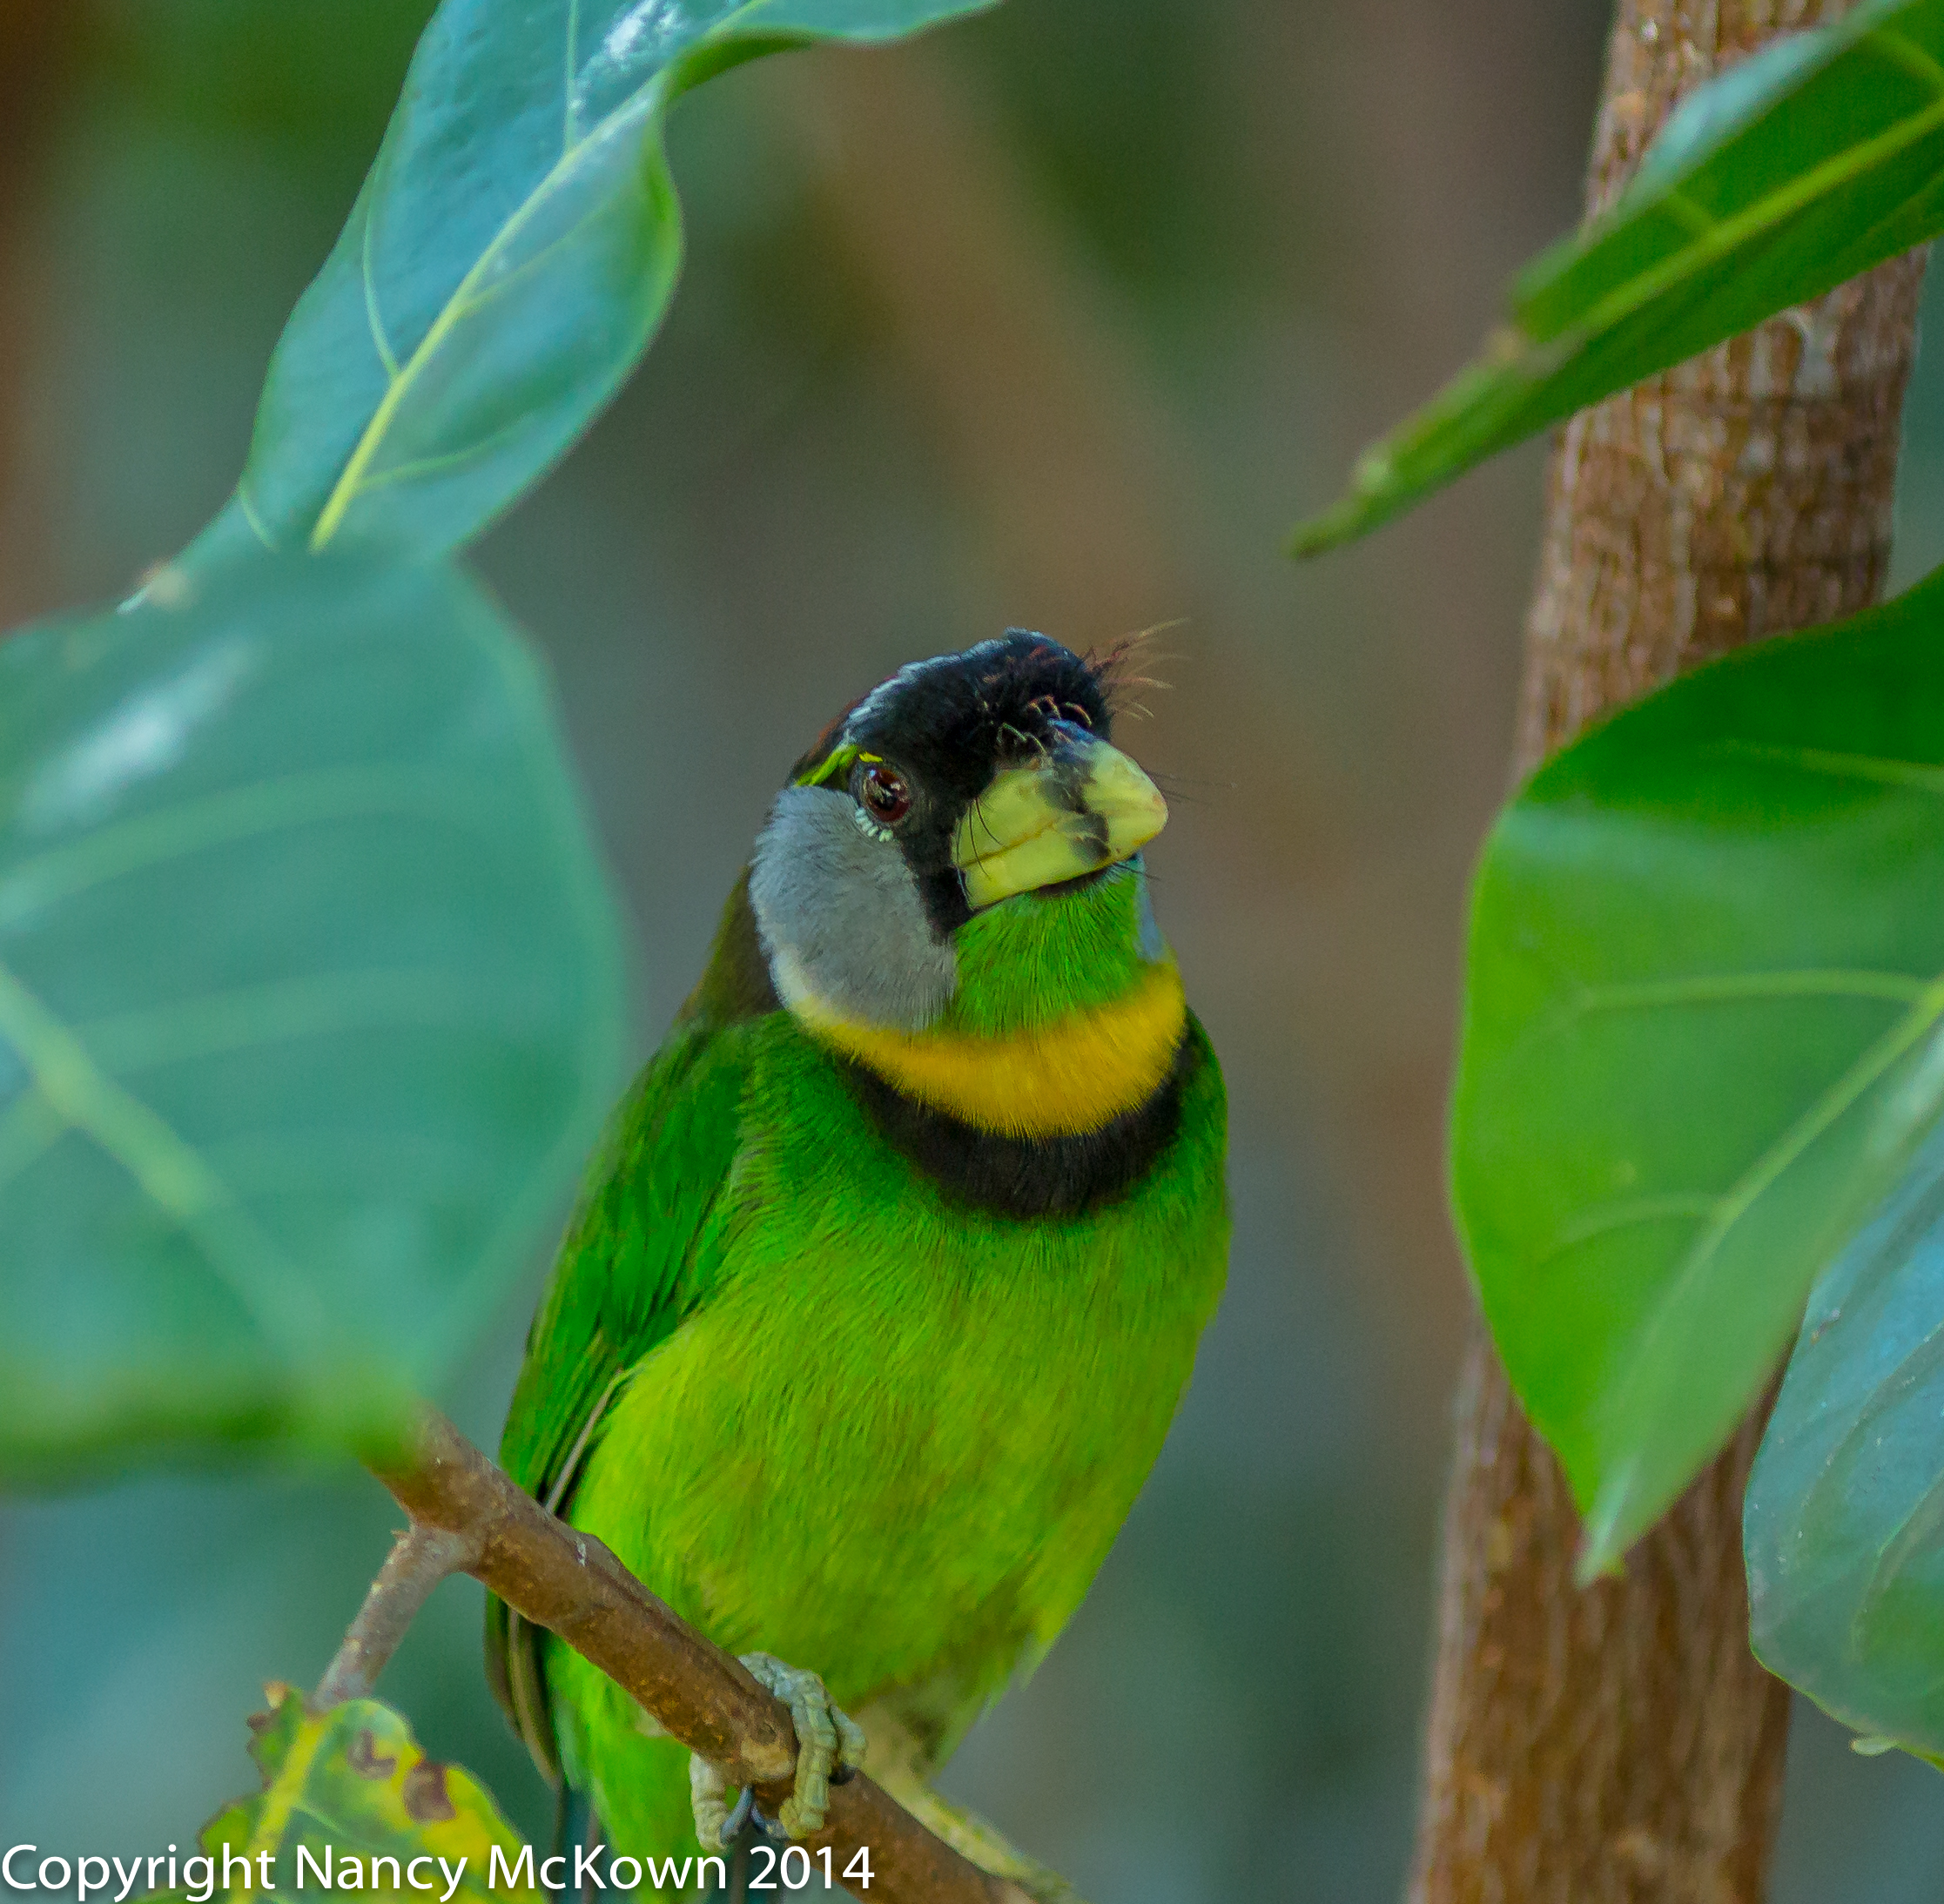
[
  {"x1": 315, "y1": 1521, "x2": 477, "y2": 1710},
  {"x1": 357, "y1": 1403, "x2": 1035, "y2": 1904}
]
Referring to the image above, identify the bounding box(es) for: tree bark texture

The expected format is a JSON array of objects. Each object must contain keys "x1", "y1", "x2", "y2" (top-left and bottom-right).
[{"x1": 1409, "y1": 3, "x2": 1927, "y2": 1901}]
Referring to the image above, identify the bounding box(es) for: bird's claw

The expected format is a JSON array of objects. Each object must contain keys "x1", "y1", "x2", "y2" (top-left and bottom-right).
[
  {"x1": 743, "y1": 1652, "x2": 868, "y2": 1840},
  {"x1": 688, "y1": 1652, "x2": 865, "y2": 1849},
  {"x1": 689, "y1": 1755, "x2": 739, "y2": 1854}
]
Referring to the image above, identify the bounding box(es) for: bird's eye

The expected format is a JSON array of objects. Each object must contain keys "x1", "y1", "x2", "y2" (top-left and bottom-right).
[{"x1": 857, "y1": 760, "x2": 912, "y2": 826}]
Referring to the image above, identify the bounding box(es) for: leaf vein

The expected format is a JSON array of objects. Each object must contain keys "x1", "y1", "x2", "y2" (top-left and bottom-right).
[
  {"x1": 1540, "y1": 1192, "x2": 1720, "y2": 1261},
  {"x1": 1552, "y1": 86, "x2": 1944, "y2": 354},
  {"x1": 0, "y1": 959, "x2": 324, "y2": 1349},
  {"x1": 73, "y1": 972, "x2": 514, "y2": 1074},
  {"x1": 0, "y1": 1082, "x2": 67, "y2": 1200},
  {"x1": 1570, "y1": 969, "x2": 1932, "y2": 1016},
  {"x1": 0, "y1": 766, "x2": 508, "y2": 918},
  {"x1": 360, "y1": 192, "x2": 401, "y2": 383},
  {"x1": 1623, "y1": 979, "x2": 1944, "y2": 1401},
  {"x1": 309, "y1": 84, "x2": 662, "y2": 549},
  {"x1": 1866, "y1": 24, "x2": 1944, "y2": 92},
  {"x1": 1662, "y1": 188, "x2": 1717, "y2": 236},
  {"x1": 1706, "y1": 737, "x2": 1944, "y2": 794}
]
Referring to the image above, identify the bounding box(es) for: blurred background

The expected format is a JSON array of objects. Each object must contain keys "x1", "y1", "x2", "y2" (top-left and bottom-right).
[{"x1": 3, "y1": 1, "x2": 1942, "y2": 1896}]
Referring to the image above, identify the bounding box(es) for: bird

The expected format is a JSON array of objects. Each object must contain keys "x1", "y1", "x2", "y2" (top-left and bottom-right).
[{"x1": 486, "y1": 630, "x2": 1230, "y2": 1894}]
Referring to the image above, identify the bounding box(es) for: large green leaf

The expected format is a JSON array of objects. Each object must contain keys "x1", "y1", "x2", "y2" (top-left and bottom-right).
[
  {"x1": 1290, "y1": 0, "x2": 1944, "y2": 555},
  {"x1": 184, "y1": 0, "x2": 996, "y2": 571},
  {"x1": 1746, "y1": 1124, "x2": 1944, "y2": 1763},
  {"x1": 179, "y1": 1684, "x2": 542, "y2": 1901},
  {"x1": 1452, "y1": 563, "x2": 1944, "y2": 1574},
  {"x1": 0, "y1": 554, "x2": 625, "y2": 1480}
]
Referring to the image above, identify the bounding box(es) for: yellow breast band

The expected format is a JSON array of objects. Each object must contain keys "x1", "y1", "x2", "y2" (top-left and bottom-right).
[{"x1": 787, "y1": 959, "x2": 1187, "y2": 1138}]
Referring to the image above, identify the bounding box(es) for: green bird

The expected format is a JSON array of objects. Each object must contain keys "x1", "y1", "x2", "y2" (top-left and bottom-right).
[{"x1": 487, "y1": 632, "x2": 1229, "y2": 1893}]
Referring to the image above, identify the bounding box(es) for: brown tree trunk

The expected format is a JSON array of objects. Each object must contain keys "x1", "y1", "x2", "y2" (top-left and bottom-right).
[{"x1": 1409, "y1": 3, "x2": 1928, "y2": 1901}]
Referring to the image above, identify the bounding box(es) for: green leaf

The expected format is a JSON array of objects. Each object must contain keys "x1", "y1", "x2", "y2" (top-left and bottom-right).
[
  {"x1": 185, "y1": 0, "x2": 997, "y2": 569},
  {"x1": 0, "y1": 553, "x2": 626, "y2": 1480},
  {"x1": 1451, "y1": 563, "x2": 1944, "y2": 1574},
  {"x1": 1290, "y1": 0, "x2": 1944, "y2": 555},
  {"x1": 182, "y1": 1684, "x2": 541, "y2": 1901},
  {"x1": 1746, "y1": 1124, "x2": 1944, "y2": 1762}
]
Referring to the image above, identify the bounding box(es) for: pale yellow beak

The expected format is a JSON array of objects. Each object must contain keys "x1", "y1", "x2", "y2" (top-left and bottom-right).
[{"x1": 952, "y1": 734, "x2": 1167, "y2": 911}]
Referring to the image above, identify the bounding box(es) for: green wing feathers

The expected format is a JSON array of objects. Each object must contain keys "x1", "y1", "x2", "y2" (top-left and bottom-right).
[{"x1": 486, "y1": 883, "x2": 771, "y2": 1778}]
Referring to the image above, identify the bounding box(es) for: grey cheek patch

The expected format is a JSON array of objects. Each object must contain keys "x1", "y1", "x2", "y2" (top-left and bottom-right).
[{"x1": 749, "y1": 785, "x2": 958, "y2": 1033}]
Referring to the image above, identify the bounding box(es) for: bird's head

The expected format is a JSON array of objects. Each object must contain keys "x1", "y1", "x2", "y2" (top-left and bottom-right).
[{"x1": 748, "y1": 631, "x2": 1170, "y2": 1038}]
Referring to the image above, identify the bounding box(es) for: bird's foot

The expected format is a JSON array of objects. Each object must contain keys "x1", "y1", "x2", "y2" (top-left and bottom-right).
[
  {"x1": 689, "y1": 1652, "x2": 866, "y2": 1850},
  {"x1": 688, "y1": 1759, "x2": 745, "y2": 1855}
]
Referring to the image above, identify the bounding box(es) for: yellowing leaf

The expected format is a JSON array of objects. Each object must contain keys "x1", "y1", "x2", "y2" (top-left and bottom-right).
[{"x1": 187, "y1": 1685, "x2": 541, "y2": 1904}]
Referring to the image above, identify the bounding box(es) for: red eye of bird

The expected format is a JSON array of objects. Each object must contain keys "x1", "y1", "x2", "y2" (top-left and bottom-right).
[{"x1": 858, "y1": 760, "x2": 911, "y2": 825}]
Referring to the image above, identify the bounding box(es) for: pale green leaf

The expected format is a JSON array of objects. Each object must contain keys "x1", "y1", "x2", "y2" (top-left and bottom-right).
[
  {"x1": 0, "y1": 554, "x2": 626, "y2": 1479},
  {"x1": 185, "y1": 0, "x2": 997, "y2": 569}
]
